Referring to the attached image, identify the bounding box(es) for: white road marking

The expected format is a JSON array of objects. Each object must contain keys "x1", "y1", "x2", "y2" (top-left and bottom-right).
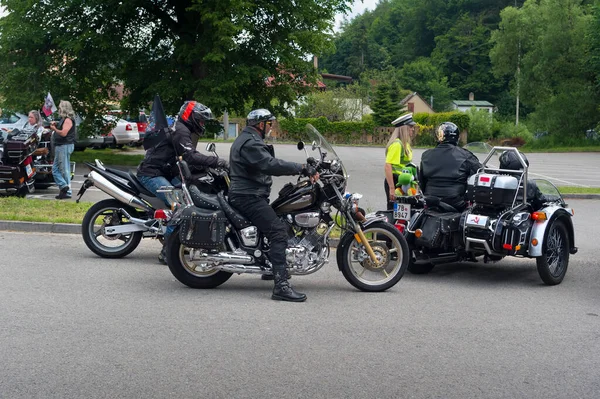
[{"x1": 529, "y1": 171, "x2": 591, "y2": 187}]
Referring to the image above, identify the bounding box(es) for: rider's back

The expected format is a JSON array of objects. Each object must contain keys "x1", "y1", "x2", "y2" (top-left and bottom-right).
[{"x1": 420, "y1": 143, "x2": 481, "y2": 210}]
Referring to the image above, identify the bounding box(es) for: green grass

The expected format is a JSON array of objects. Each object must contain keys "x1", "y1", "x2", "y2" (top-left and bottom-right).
[
  {"x1": 71, "y1": 148, "x2": 144, "y2": 166},
  {"x1": 556, "y1": 186, "x2": 600, "y2": 194},
  {"x1": 521, "y1": 146, "x2": 600, "y2": 153},
  {"x1": 0, "y1": 197, "x2": 94, "y2": 224}
]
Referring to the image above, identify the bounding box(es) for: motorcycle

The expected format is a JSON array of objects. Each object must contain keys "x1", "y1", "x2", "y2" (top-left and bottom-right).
[
  {"x1": 76, "y1": 148, "x2": 229, "y2": 258},
  {"x1": 165, "y1": 124, "x2": 409, "y2": 292},
  {"x1": 403, "y1": 146, "x2": 577, "y2": 285},
  {"x1": 0, "y1": 129, "x2": 39, "y2": 197}
]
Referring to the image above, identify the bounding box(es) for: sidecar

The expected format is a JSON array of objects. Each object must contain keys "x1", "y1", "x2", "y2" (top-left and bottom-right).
[{"x1": 406, "y1": 146, "x2": 577, "y2": 285}]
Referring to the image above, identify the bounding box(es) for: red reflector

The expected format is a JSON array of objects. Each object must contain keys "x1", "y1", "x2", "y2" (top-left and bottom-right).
[
  {"x1": 480, "y1": 176, "x2": 490, "y2": 182},
  {"x1": 154, "y1": 209, "x2": 168, "y2": 219},
  {"x1": 126, "y1": 124, "x2": 132, "y2": 131},
  {"x1": 394, "y1": 223, "x2": 405, "y2": 233},
  {"x1": 503, "y1": 244, "x2": 513, "y2": 250},
  {"x1": 23, "y1": 156, "x2": 32, "y2": 166}
]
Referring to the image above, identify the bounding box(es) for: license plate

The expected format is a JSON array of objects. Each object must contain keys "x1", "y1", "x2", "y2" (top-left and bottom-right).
[
  {"x1": 393, "y1": 202, "x2": 411, "y2": 221},
  {"x1": 25, "y1": 164, "x2": 33, "y2": 178},
  {"x1": 466, "y1": 214, "x2": 489, "y2": 227}
]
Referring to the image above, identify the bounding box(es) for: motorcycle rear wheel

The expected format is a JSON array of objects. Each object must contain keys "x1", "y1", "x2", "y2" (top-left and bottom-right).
[
  {"x1": 337, "y1": 221, "x2": 409, "y2": 292},
  {"x1": 166, "y1": 227, "x2": 232, "y2": 289},
  {"x1": 82, "y1": 199, "x2": 143, "y2": 258},
  {"x1": 536, "y1": 220, "x2": 569, "y2": 285}
]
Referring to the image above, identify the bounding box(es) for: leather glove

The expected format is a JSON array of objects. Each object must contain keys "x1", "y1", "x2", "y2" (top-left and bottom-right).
[
  {"x1": 216, "y1": 158, "x2": 229, "y2": 170},
  {"x1": 301, "y1": 164, "x2": 317, "y2": 177},
  {"x1": 306, "y1": 157, "x2": 318, "y2": 166}
]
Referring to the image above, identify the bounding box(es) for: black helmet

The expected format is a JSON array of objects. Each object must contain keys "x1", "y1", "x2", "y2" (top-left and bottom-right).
[
  {"x1": 499, "y1": 150, "x2": 529, "y2": 170},
  {"x1": 178, "y1": 101, "x2": 213, "y2": 132},
  {"x1": 246, "y1": 109, "x2": 275, "y2": 127},
  {"x1": 435, "y1": 122, "x2": 460, "y2": 144}
]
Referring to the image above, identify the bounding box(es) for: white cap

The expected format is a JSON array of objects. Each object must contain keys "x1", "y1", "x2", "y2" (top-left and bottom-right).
[{"x1": 391, "y1": 113, "x2": 416, "y2": 127}]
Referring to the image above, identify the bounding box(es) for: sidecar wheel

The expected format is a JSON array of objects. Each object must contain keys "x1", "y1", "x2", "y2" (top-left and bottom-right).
[
  {"x1": 536, "y1": 220, "x2": 569, "y2": 285},
  {"x1": 338, "y1": 221, "x2": 408, "y2": 292},
  {"x1": 81, "y1": 199, "x2": 143, "y2": 258},
  {"x1": 166, "y1": 228, "x2": 232, "y2": 289}
]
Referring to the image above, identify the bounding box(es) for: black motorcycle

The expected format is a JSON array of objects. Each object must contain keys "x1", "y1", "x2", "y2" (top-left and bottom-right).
[
  {"x1": 0, "y1": 129, "x2": 39, "y2": 197},
  {"x1": 165, "y1": 124, "x2": 409, "y2": 292}
]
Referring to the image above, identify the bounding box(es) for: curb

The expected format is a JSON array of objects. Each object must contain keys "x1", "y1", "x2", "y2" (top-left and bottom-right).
[
  {"x1": 0, "y1": 220, "x2": 81, "y2": 234},
  {"x1": 0, "y1": 220, "x2": 342, "y2": 247},
  {"x1": 561, "y1": 193, "x2": 600, "y2": 200}
]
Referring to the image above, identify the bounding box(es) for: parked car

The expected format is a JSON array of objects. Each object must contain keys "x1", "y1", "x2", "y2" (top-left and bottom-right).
[
  {"x1": 0, "y1": 111, "x2": 27, "y2": 141},
  {"x1": 108, "y1": 110, "x2": 147, "y2": 146},
  {"x1": 102, "y1": 115, "x2": 139, "y2": 147}
]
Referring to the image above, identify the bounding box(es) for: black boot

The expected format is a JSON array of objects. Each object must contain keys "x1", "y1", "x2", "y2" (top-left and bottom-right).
[
  {"x1": 158, "y1": 246, "x2": 167, "y2": 265},
  {"x1": 272, "y1": 268, "x2": 306, "y2": 302}
]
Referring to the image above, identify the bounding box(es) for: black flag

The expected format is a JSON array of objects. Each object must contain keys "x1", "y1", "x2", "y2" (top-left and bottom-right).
[{"x1": 151, "y1": 94, "x2": 168, "y2": 130}]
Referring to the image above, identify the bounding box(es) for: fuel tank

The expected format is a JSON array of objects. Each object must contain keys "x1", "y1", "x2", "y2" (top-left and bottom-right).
[{"x1": 272, "y1": 180, "x2": 316, "y2": 214}]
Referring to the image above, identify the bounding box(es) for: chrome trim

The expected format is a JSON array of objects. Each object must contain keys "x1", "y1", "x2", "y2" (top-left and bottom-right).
[{"x1": 88, "y1": 170, "x2": 152, "y2": 212}]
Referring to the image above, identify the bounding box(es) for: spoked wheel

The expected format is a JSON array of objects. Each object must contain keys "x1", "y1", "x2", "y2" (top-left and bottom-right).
[
  {"x1": 81, "y1": 199, "x2": 143, "y2": 258},
  {"x1": 166, "y1": 227, "x2": 232, "y2": 289},
  {"x1": 337, "y1": 221, "x2": 409, "y2": 292},
  {"x1": 536, "y1": 220, "x2": 569, "y2": 285}
]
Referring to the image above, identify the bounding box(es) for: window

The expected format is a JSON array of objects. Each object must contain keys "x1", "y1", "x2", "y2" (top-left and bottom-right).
[{"x1": 407, "y1": 103, "x2": 414, "y2": 113}]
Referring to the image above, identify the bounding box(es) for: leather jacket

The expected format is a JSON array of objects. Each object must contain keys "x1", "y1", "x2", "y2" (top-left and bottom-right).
[
  {"x1": 419, "y1": 142, "x2": 482, "y2": 210},
  {"x1": 137, "y1": 121, "x2": 219, "y2": 179},
  {"x1": 229, "y1": 126, "x2": 302, "y2": 197}
]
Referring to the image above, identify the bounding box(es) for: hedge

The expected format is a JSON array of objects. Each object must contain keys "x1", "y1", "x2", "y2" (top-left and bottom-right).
[
  {"x1": 412, "y1": 112, "x2": 470, "y2": 132},
  {"x1": 279, "y1": 117, "x2": 376, "y2": 142}
]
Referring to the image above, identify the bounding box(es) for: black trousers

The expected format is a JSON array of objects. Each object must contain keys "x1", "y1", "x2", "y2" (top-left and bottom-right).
[
  {"x1": 229, "y1": 194, "x2": 288, "y2": 268},
  {"x1": 383, "y1": 175, "x2": 399, "y2": 211}
]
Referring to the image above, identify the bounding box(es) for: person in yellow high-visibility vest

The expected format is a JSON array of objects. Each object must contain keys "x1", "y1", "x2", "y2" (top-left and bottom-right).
[{"x1": 384, "y1": 114, "x2": 417, "y2": 210}]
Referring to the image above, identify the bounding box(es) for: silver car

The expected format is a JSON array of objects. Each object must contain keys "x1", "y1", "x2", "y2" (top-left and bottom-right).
[{"x1": 0, "y1": 111, "x2": 27, "y2": 141}]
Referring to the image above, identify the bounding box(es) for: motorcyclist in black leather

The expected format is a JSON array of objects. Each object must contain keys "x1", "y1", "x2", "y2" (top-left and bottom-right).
[
  {"x1": 228, "y1": 109, "x2": 318, "y2": 302},
  {"x1": 137, "y1": 100, "x2": 228, "y2": 264},
  {"x1": 419, "y1": 122, "x2": 482, "y2": 211}
]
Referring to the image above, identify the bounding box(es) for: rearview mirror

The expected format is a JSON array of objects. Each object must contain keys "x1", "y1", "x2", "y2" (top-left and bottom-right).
[
  {"x1": 205, "y1": 142, "x2": 216, "y2": 153},
  {"x1": 297, "y1": 141, "x2": 305, "y2": 151}
]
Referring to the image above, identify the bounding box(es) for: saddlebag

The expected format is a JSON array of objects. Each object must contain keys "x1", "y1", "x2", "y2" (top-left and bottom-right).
[
  {"x1": 179, "y1": 206, "x2": 227, "y2": 248},
  {"x1": 415, "y1": 211, "x2": 462, "y2": 249}
]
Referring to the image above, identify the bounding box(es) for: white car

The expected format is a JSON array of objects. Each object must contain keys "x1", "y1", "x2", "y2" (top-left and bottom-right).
[
  {"x1": 103, "y1": 115, "x2": 139, "y2": 146},
  {"x1": 0, "y1": 111, "x2": 27, "y2": 141}
]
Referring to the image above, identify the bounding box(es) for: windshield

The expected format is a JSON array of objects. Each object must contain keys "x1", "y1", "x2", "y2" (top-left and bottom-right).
[{"x1": 305, "y1": 124, "x2": 347, "y2": 179}]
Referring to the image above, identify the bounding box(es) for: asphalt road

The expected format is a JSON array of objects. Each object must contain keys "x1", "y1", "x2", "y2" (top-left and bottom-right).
[
  {"x1": 27, "y1": 143, "x2": 600, "y2": 213},
  {"x1": 1, "y1": 199, "x2": 599, "y2": 398}
]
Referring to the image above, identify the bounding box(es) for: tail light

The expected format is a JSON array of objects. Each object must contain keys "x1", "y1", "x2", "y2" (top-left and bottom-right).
[
  {"x1": 126, "y1": 124, "x2": 133, "y2": 131},
  {"x1": 23, "y1": 156, "x2": 32, "y2": 166},
  {"x1": 394, "y1": 219, "x2": 407, "y2": 233}
]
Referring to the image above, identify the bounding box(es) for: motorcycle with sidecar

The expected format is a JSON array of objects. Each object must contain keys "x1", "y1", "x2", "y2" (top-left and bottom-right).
[{"x1": 400, "y1": 146, "x2": 577, "y2": 285}]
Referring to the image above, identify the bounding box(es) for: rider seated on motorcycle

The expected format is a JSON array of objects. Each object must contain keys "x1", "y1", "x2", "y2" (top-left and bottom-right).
[
  {"x1": 228, "y1": 109, "x2": 319, "y2": 302},
  {"x1": 499, "y1": 150, "x2": 545, "y2": 210},
  {"x1": 419, "y1": 122, "x2": 482, "y2": 211},
  {"x1": 137, "y1": 100, "x2": 229, "y2": 264}
]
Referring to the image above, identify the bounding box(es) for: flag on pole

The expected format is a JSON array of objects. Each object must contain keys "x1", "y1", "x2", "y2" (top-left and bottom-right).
[
  {"x1": 42, "y1": 92, "x2": 57, "y2": 117},
  {"x1": 150, "y1": 94, "x2": 168, "y2": 130}
]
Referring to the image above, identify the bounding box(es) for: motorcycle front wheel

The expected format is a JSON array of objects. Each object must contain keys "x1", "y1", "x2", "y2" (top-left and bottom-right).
[
  {"x1": 166, "y1": 227, "x2": 232, "y2": 289},
  {"x1": 337, "y1": 221, "x2": 409, "y2": 292},
  {"x1": 81, "y1": 199, "x2": 143, "y2": 258},
  {"x1": 536, "y1": 219, "x2": 569, "y2": 285}
]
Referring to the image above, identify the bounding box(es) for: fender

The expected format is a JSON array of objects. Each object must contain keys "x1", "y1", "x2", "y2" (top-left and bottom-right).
[
  {"x1": 528, "y1": 205, "x2": 575, "y2": 257},
  {"x1": 361, "y1": 213, "x2": 388, "y2": 228}
]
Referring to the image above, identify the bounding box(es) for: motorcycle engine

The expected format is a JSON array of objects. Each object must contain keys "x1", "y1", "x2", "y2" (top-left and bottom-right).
[{"x1": 285, "y1": 220, "x2": 329, "y2": 272}]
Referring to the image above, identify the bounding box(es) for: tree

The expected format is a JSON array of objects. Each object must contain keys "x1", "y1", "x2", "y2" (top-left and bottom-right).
[
  {"x1": 0, "y1": 0, "x2": 351, "y2": 131},
  {"x1": 490, "y1": 0, "x2": 599, "y2": 137},
  {"x1": 397, "y1": 58, "x2": 455, "y2": 111},
  {"x1": 371, "y1": 83, "x2": 402, "y2": 126},
  {"x1": 295, "y1": 84, "x2": 368, "y2": 121}
]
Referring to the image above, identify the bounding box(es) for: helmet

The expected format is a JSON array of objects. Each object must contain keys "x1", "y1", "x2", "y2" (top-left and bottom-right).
[
  {"x1": 435, "y1": 122, "x2": 460, "y2": 144},
  {"x1": 178, "y1": 101, "x2": 213, "y2": 132},
  {"x1": 246, "y1": 109, "x2": 275, "y2": 127},
  {"x1": 499, "y1": 150, "x2": 529, "y2": 170}
]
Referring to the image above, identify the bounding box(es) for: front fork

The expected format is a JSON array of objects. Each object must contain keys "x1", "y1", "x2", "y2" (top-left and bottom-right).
[{"x1": 347, "y1": 211, "x2": 379, "y2": 263}]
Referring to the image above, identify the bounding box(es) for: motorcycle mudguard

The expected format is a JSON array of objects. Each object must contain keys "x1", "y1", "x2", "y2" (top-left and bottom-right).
[{"x1": 528, "y1": 205, "x2": 574, "y2": 257}]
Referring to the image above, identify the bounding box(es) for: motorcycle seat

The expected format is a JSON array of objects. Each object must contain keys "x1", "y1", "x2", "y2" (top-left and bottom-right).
[
  {"x1": 217, "y1": 192, "x2": 252, "y2": 230},
  {"x1": 102, "y1": 166, "x2": 154, "y2": 197},
  {"x1": 424, "y1": 196, "x2": 459, "y2": 213},
  {"x1": 189, "y1": 185, "x2": 221, "y2": 210}
]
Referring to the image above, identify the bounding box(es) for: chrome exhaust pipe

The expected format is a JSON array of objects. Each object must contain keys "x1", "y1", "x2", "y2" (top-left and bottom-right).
[
  {"x1": 88, "y1": 170, "x2": 152, "y2": 212},
  {"x1": 197, "y1": 252, "x2": 254, "y2": 265},
  {"x1": 216, "y1": 264, "x2": 264, "y2": 274}
]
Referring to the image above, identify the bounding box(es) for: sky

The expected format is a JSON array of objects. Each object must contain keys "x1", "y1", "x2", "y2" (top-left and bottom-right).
[{"x1": 335, "y1": 0, "x2": 380, "y2": 30}]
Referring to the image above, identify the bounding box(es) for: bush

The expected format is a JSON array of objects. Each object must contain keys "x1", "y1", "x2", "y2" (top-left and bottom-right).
[
  {"x1": 466, "y1": 108, "x2": 493, "y2": 142},
  {"x1": 412, "y1": 112, "x2": 470, "y2": 132},
  {"x1": 279, "y1": 117, "x2": 376, "y2": 143},
  {"x1": 414, "y1": 124, "x2": 436, "y2": 147}
]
